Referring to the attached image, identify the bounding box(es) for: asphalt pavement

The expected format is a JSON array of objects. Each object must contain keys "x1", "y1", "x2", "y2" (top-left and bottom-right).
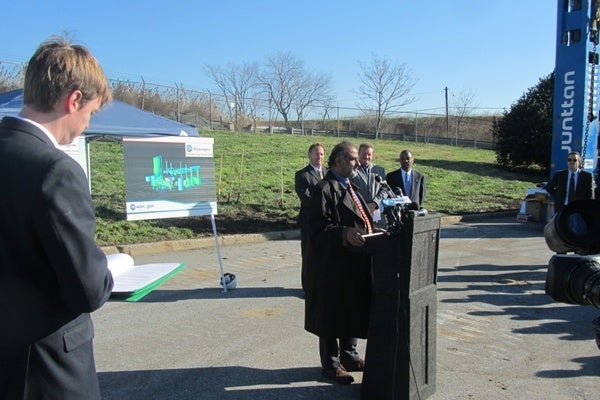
[{"x1": 93, "y1": 214, "x2": 600, "y2": 400}]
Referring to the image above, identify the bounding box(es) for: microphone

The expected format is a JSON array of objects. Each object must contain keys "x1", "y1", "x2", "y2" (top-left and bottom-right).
[
  {"x1": 409, "y1": 208, "x2": 428, "y2": 217},
  {"x1": 374, "y1": 175, "x2": 397, "y2": 198}
]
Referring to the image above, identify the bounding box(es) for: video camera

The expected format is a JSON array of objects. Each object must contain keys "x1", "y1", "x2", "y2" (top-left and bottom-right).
[{"x1": 544, "y1": 199, "x2": 600, "y2": 348}]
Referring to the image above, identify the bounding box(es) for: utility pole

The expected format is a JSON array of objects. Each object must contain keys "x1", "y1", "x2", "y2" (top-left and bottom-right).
[
  {"x1": 140, "y1": 76, "x2": 146, "y2": 110},
  {"x1": 445, "y1": 87, "x2": 449, "y2": 138},
  {"x1": 175, "y1": 83, "x2": 181, "y2": 123}
]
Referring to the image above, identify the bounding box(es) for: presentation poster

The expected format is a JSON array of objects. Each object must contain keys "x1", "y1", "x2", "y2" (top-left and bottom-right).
[
  {"x1": 60, "y1": 136, "x2": 89, "y2": 177},
  {"x1": 122, "y1": 136, "x2": 217, "y2": 221}
]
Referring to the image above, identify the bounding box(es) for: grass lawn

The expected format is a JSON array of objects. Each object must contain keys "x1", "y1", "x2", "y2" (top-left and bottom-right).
[{"x1": 90, "y1": 130, "x2": 544, "y2": 246}]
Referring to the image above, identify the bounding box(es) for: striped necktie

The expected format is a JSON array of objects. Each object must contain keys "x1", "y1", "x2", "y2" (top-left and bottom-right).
[{"x1": 346, "y1": 179, "x2": 373, "y2": 234}]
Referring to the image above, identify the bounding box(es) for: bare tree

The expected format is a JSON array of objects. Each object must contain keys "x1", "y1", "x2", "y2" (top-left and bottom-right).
[
  {"x1": 355, "y1": 54, "x2": 417, "y2": 139},
  {"x1": 257, "y1": 52, "x2": 333, "y2": 130},
  {"x1": 294, "y1": 71, "x2": 333, "y2": 132},
  {"x1": 205, "y1": 62, "x2": 259, "y2": 130},
  {"x1": 319, "y1": 95, "x2": 336, "y2": 130},
  {"x1": 255, "y1": 52, "x2": 303, "y2": 127},
  {"x1": 451, "y1": 88, "x2": 478, "y2": 145},
  {"x1": 0, "y1": 61, "x2": 25, "y2": 93}
]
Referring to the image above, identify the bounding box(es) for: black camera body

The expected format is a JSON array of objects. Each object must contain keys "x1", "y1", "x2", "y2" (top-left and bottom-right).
[{"x1": 544, "y1": 200, "x2": 600, "y2": 349}]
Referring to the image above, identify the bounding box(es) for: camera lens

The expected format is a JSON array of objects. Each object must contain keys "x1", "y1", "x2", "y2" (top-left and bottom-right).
[
  {"x1": 567, "y1": 258, "x2": 600, "y2": 307},
  {"x1": 546, "y1": 256, "x2": 600, "y2": 307},
  {"x1": 546, "y1": 256, "x2": 600, "y2": 308},
  {"x1": 544, "y1": 200, "x2": 600, "y2": 255}
]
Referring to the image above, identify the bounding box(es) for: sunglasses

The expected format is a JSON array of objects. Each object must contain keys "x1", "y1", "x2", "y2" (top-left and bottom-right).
[{"x1": 567, "y1": 158, "x2": 578, "y2": 162}]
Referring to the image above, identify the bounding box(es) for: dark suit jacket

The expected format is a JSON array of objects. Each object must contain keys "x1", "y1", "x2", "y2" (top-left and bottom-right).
[
  {"x1": 0, "y1": 117, "x2": 113, "y2": 399},
  {"x1": 544, "y1": 169, "x2": 594, "y2": 213},
  {"x1": 304, "y1": 172, "x2": 373, "y2": 339},
  {"x1": 295, "y1": 164, "x2": 327, "y2": 291},
  {"x1": 386, "y1": 168, "x2": 427, "y2": 209},
  {"x1": 294, "y1": 164, "x2": 327, "y2": 227}
]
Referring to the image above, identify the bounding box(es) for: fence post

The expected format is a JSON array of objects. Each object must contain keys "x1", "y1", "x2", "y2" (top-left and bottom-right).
[{"x1": 414, "y1": 112, "x2": 418, "y2": 142}]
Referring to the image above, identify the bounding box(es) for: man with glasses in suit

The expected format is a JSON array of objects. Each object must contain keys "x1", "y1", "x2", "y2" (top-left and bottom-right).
[{"x1": 545, "y1": 151, "x2": 594, "y2": 214}]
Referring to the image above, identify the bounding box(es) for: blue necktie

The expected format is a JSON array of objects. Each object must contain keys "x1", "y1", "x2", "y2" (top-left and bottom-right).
[
  {"x1": 404, "y1": 173, "x2": 411, "y2": 198},
  {"x1": 568, "y1": 172, "x2": 576, "y2": 203}
]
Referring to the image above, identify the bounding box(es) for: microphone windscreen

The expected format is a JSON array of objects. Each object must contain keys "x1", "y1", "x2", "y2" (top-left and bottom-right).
[{"x1": 407, "y1": 201, "x2": 420, "y2": 211}]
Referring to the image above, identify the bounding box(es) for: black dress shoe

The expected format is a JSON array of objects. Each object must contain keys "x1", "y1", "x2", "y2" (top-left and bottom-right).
[
  {"x1": 322, "y1": 366, "x2": 354, "y2": 384},
  {"x1": 340, "y1": 358, "x2": 365, "y2": 372}
]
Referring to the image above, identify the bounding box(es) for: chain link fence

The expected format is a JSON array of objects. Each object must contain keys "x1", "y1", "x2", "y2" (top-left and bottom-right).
[{"x1": 1, "y1": 60, "x2": 498, "y2": 144}]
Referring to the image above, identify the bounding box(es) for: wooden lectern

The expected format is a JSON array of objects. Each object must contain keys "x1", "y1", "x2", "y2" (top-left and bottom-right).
[{"x1": 361, "y1": 213, "x2": 440, "y2": 400}]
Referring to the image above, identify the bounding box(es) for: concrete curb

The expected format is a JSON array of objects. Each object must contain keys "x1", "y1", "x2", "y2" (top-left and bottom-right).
[
  {"x1": 101, "y1": 210, "x2": 519, "y2": 257},
  {"x1": 102, "y1": 230, "x2": 302, "y2": 257}
]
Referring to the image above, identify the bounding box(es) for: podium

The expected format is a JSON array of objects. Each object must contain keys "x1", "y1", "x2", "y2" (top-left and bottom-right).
[{"x1": 361, "y1": 213, "x2": 440, "y2": 400}]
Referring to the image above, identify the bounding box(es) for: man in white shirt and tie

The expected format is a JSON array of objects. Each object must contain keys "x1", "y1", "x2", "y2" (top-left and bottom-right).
[
  {"x1": 351, "y1": 142, "x2": 387, "y2": 216},
  {"x1": 545, "y1": 151, "x2": 594, "y2": 214},
  {"x1": 295, "y1": 143, "x2": 327, "y2": 292},
  {"x1": 385, "y1": 149, "x2": 427, "y2": 209}
]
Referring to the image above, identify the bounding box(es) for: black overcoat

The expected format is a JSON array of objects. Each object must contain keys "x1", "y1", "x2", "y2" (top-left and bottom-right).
[{"x1": 304, "y1": 172, "x2": 373, "y2": 338}]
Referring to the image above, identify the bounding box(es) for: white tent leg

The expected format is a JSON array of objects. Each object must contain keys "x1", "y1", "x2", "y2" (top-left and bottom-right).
[{"x1": 211, "y1": 213, "x2": 227, "y2": 293}]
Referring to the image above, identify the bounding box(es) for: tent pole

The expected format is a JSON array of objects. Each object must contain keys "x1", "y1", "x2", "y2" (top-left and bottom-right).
[{"x1": 211, "y1": 213, "x2": 227, "y2": 293}]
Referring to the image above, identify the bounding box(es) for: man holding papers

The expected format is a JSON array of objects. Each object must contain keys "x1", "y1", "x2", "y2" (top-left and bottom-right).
[{"x1": 0, "y1": 35, "x2": 113, "y2": 399}]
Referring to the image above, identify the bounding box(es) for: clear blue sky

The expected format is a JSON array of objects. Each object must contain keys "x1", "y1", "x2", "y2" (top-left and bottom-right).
[{"x1": 1, "y1": 1, "x2": 557, "y2": 116}]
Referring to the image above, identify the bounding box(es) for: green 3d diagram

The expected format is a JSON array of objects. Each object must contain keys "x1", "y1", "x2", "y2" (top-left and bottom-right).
[{"x1": 145, "y1": 155, "x2": 202, "y2": 191}]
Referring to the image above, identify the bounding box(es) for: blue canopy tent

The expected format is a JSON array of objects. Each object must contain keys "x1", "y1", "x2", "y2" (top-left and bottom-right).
[
  {"x1": 0, "y1": 88, "x2": 200, "y2": 186},
  {"x1": 0, "y1": 89, "x2": 199, "y2": 138}
]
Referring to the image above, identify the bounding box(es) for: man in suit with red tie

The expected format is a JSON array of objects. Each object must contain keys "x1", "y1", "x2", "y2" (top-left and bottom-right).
[
  {"x1": 304, "y1": 141, "x2": 381, "y2": 385},
  {"x1": 295, "y1": 143, "x2": 327, "y2": 292},
  {"x1": 545, "y1": 151, "x2": 594, "y2": 214}
]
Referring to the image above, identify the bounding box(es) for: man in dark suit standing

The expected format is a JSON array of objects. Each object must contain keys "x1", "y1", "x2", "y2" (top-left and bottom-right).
[
  {"x1": 0, "y1": 36, "x2": 114, "y2": 399},
  {"x1": 386, "y1": 149, "x2": 427, "y2": 209},
  {"x1": 304, "y1": 141, "x2": 379, "y2": 385},
  {"x1": 545, "y1": 151, "x2": 594, "y2": 214},
  {"x1": 295, "y1": 143, "x2": 327, "y2": 292}
]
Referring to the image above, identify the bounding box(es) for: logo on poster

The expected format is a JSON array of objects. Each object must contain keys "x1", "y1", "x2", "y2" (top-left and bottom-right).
[{"x1": 185, "y1": 142, "x2": 213, "y2": 157}]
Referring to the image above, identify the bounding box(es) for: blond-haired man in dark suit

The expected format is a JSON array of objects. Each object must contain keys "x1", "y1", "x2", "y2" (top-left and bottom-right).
[{"x1": 0, "y1": 35, "x2": 113, "y2": 399}]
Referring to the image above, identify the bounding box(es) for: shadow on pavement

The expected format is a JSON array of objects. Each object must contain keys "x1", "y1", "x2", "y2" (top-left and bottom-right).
[
  {"x1": 535, "y1": 355, "x2": 600, "y2": 378},
  {"x1": 439, "y1": 262, "x2": 600, "y2": 342},
  {"x1": 99, "y1": 366, "x2": 361, "y2": 400}
]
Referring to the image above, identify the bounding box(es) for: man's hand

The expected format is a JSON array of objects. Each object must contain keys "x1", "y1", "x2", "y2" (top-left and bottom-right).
[{"x1": 346, "y1": 227, "x2": 366, "y2": 247}]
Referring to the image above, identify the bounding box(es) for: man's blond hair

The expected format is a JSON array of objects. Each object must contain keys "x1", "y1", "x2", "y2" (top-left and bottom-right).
[{"x1": 23, "y1": 35, "x2": 111, "y2": 112}]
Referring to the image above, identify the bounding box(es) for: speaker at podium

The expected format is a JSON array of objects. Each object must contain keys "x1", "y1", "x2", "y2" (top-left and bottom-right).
[{"x1": 360, "y1": 212, "x2": 440, "y2": 400}]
